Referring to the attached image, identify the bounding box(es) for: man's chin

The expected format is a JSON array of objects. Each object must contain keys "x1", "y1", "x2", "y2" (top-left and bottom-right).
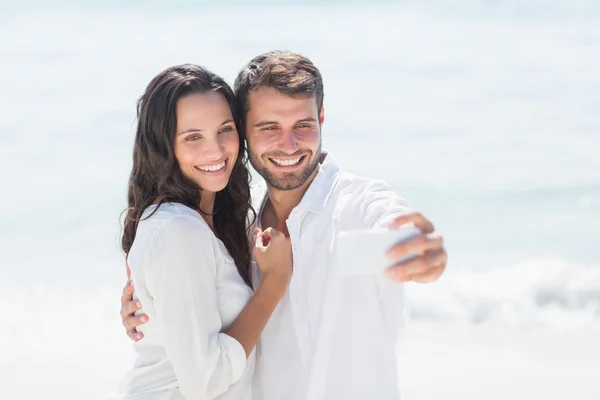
[
  {"x1": 251, "y1": 154, "x2": 320, "y2": 191},
  {"x1": 265, "y1": 173, "x2": 307, "y2": 191}
]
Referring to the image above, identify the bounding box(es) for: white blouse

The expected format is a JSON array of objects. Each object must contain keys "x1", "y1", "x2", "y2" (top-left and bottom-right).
[{"x1": 114, "y1": 203, "x2": 254, "y2": 400}]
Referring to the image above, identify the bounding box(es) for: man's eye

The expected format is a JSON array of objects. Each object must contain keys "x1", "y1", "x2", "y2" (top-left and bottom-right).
[
  {"x1": 297, "y1": 124, "x2": 311, "y2": 129},
  {"x1": 262, "y1": 126, "x2": 277, "y2": 131}
]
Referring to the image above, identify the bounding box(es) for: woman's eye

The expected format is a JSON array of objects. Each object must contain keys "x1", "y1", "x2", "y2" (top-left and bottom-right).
[
  {"x1": 185, "y1": 135, "x2": 200, "y2": 141},
  {"x1": 219, "y1": 126, "x2": 234, "y2": 134}
]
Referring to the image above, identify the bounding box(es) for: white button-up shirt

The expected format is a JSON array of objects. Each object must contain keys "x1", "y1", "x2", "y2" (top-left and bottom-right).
[
  {"x1": 250, "y1": 153, "x2": 410, "y2": 400},
  {"x1": 115, "y1": 203, "x2": 255, "y2": 400}
]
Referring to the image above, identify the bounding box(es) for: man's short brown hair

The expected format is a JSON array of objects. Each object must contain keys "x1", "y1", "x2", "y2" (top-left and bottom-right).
[{"x1": 234, "y1": 50, "x2": 324, "y2": 134}]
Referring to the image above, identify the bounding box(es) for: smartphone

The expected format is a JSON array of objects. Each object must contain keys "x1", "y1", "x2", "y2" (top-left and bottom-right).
[{"x1": 333, "y1": 226, "x2": 420, "y2": 276}]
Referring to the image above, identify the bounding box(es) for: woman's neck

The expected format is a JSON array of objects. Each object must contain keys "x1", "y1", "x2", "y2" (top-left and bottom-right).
[{"x1": 199, "y1": 190, "x2": 216, "y2": 231}]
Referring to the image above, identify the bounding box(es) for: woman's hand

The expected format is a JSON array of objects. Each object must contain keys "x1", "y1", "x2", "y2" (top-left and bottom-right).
[{"x1": 252, "y1": 227, "x2": 293, "y2": 292}]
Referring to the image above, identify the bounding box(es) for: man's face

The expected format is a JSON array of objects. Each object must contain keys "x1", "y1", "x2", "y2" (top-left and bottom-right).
[{"x1": 245, "y1": 86, "x2": 323, "y2": 191}]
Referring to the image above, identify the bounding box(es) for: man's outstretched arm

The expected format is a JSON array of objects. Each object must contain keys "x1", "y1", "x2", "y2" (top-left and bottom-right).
[{"x1": 356, "y1": 181, "x2": 447, "y2": 283}]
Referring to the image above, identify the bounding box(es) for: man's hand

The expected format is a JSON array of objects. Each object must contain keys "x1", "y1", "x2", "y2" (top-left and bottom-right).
[
  {"x1": 384, "y1": 211, "x2": 447, "y2": 283},
  {"x1": 121, "y1": 261, "x2": 148, "y2": 341}
]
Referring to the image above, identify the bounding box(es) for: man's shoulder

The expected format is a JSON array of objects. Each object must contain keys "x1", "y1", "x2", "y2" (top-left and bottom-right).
[
  {"x1": 320, "y1": 152, "x2": 398, "y2": 197},
  {"x1": 332, "y1": 168, "x2": 402, "y2": 200},
  {"x1": 329, "y1": 169, "x2": 410, "y2": 228}
]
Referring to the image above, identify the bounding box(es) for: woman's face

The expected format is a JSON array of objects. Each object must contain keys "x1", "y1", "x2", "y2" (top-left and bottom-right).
[{"x1": 174, "y1": 91, "x2": 239, "y2": 194}]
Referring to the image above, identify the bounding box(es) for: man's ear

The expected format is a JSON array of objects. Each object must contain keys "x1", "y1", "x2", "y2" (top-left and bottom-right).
[{"x1": 319, "y1": 105, "x2": 325, "y2": 125}]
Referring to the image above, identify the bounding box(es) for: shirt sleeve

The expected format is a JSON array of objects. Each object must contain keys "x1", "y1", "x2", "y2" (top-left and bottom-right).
[
  {"x1": 356, "y1": 180, "x2": 412, "y2": 341},
  {"x1": 357, "y1": 180, "x2": 411, "y2": 230},
  {"x1": 145, "y1": 215, "x2": 247, "y2": 400},
  {"x1": 307, "y1": 181, "x2": 412, "y2": 399}
]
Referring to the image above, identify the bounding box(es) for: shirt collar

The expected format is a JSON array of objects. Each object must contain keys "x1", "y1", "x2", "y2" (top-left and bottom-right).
[{"x1": 294, "y1": 151, "x2": 340, "y2": 214}]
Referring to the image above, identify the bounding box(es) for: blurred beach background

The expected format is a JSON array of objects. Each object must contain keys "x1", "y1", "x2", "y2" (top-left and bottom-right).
[{"x1": 1, "y1": 0, "x2": 599, "y2": 399}]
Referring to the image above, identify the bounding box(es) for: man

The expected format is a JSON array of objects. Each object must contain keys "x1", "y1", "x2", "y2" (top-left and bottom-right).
[{"x1": 120, "y1": 51, "x2": 447, "y2": 399}]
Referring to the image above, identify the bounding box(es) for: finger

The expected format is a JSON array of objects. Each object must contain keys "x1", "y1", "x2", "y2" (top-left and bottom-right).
[
  {"x1": 410, "y1": 264, "x2": 446, "y2": 283},
  {"x1": 260, "y1": 228, "x2": 273, "y2": 246},
  {"x1": 120, "y1": 299, "x2": 142, "y2": 320},
  {"x1": 128, "y1": 330, "x2": 144, "y2": 342},
  {"x1": 120, "y1": 279, "x2": 135, "y2": 305},
  {"x1": 268, "y1": 227, "x2": 281, "y2": 237},
  {"x1": 427, "y1": 248, "x2": 448, "y2": 269},
  {"x1": 125, "y1": 260, "x2": 131, "y2": 280},
  {"x1": 254, "y1": 229, "x2": 269, "y2": 253},
  {"x1": 385, "y1": 249, "x2": 446, "y2": 281},
  {"x1": 385, "y1": 255, "x2": 427, "y2": 281},
  {"x1": 388, "y1": 211, "x2": 435, "y2": 233},
  {"x1": 254, "y1": 230, "x2": 263, "y2": 247},
  {"x1": 263, "y1": 227, "x2": 284, "y2": 239},
  {"x1": 386, "y1": 233, "x2": 444, "y2": 260},
  {"x1": 123, "y1": 314, "x2": 149, "y2": 331}
]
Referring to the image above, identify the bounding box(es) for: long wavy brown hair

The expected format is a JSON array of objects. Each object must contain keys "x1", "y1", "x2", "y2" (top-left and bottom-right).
[{"x1": 122, "y1": 64, "x2": 255, "y2": 287}]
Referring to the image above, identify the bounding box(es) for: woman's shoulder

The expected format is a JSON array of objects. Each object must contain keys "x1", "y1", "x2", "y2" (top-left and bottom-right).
[
  {"x1": 129, "y1": 203, "x2": 219, "y2": 290},
  {"x1": 135, "y1": 203, "x2": 214, "y2": 248},
  {"x1": 141, "y1": 201, "x2": 200, "y2": 219}
]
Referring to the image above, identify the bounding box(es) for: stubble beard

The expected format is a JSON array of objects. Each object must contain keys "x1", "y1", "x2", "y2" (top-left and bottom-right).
[{"x1": 248, "y1": 142, "x2": 322, "y2": 191}]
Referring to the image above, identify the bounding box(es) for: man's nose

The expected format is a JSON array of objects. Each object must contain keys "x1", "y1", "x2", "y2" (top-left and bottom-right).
[{"x1": 277, "y1": 129, "x2": 299, "y2": 153}]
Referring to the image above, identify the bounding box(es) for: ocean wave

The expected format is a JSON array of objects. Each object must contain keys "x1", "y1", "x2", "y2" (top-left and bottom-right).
[
  {"x1": 2, "y1": 258, "x2": 597, "y2": 362},
  {"x1": 2, "y1": 261, "x2": 598, "y2": 399},
  {"x1": 405, "y1": 258, "x2": 600, "y2": 326}
]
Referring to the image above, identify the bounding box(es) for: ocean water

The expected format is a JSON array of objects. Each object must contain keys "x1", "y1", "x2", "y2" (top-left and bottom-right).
[{"x1": 1, "y1": 1, "x2": 599, "y2": 399}]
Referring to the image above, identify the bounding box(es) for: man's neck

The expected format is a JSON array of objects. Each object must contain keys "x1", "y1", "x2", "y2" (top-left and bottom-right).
[{"x1": 261, "y1": 164, "x2": 320, "y2": 236}]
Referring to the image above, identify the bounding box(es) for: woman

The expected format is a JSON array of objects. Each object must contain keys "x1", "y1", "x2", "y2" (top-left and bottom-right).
[{"x1": 115, "y1": 64, "x2": 292, "y2": 399}]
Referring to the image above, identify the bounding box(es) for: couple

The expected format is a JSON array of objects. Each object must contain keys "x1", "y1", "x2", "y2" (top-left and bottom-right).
[{"x1": 115, "y1": 51, "x2": 447, "y2": 400}]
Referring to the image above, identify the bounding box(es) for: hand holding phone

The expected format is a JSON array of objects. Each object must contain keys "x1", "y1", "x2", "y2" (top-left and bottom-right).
[{"x1": 333, "y1": 226, "x2": 421, "y2": 276}]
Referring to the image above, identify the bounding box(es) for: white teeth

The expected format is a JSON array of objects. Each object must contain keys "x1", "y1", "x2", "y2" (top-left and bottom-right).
[
  {"x1": 271, "y1": 157, "x2": 301, "y2": 167},
  {"x1": 197, "y1": 161, "x2": 225, "y2": 172}
]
